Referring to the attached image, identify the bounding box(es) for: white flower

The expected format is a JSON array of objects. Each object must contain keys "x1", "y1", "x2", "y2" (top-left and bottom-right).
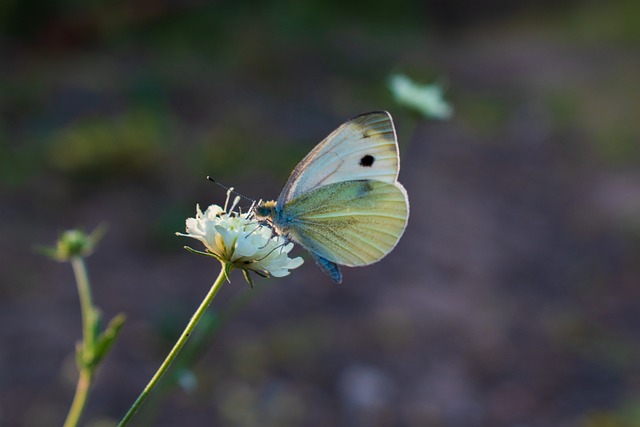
[
  {"x1": 389, "y1": 73, "x2": 453, "y2": 119},
  {"x1": 177, "y1": 194, "x2": 303, "y2": 283}
]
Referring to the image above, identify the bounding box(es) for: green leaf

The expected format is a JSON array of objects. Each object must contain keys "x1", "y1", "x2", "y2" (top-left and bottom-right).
[
  {"x1": 33, "y1": 245, "x2": 61, "y2": 261},
  {"x1": 87, "y1": 223, "x2": 108, "y2": 250},
  {"x1": 89, "y1": 307, "x2": 102, "y2": 345},
  {"x1": 91, "y1": 313, "x2": 126, "y2": 369},
  {"x1": 242, "y1": 269, "x2": 255, "y2": 288},
  {"x1": 223, "y1": 262, "x2": 233, "y2": 283}
]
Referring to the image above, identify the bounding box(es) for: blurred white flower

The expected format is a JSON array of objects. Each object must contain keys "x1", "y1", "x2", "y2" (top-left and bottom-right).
[
  {"x1": 177, "y1": 194, "x2": 303, "y2": 283},
  {"x1": 389, "y1": 73, "x2": 453, "y2": 119}
]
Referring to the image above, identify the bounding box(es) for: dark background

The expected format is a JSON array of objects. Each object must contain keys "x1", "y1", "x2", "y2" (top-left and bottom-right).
[{"x1": 1, "y1": 1, "x2": 640, "y2": 426}]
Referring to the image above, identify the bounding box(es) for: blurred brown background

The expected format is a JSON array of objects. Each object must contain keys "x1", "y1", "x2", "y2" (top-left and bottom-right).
[{"x1": 2, "y1": 0, "x2": 640, "y2": 426}]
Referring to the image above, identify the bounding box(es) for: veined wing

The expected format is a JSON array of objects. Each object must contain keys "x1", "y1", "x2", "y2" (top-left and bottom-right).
[
  {"x1": 278, "y1": 112, "x2": 400, "y2": 206},
  {"x1": 280, "y1": 180, "x2": 409, "y2": 267}
]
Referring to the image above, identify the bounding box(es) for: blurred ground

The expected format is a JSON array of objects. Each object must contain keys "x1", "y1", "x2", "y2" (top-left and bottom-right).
[{"x1": 1, "y1": 1, "x2": 640, "y2": 426}]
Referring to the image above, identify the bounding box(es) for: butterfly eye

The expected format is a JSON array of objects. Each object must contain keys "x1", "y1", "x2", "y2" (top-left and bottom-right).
[{"x1": 359, "y1": 154, "x2": 375, "y2": 167}]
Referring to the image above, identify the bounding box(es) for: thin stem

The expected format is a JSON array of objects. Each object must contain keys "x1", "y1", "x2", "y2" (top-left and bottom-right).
[
  {"x1": 63, "y1": 369, "x2": 93, "y2": 427},
  {"x1": 135, "y1": 284, "x2": 261, "y2": 427},
  {"x1": 71, "y1": 257, "x2": 95, "y2": 351},
  {"x1": 62, "y1": 257, "x2": 97, "y2": 427},
  {"x1": 118, "y1": 265, "x2": 228, "y2": 427}
]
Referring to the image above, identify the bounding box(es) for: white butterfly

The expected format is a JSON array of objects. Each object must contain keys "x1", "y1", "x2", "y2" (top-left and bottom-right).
[{"x1": 254, "y1": 111, "x2": 409, "y2": 283}]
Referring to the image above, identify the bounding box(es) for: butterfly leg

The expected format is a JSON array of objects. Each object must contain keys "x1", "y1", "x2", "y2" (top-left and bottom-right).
[
  {"x1": 310, "y1": 252, "x2": 342, "y2": 284},
  {"x1": 249, "y1": 221, "x2": 283, "y2": 250}
]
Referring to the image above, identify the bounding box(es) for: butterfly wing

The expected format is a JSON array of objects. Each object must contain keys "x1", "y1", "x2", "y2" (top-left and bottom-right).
[
  {"x1": 279, "y1": 180, "x2": 409, "y2": 271},
  {"x1": 277, "y1": 111, "x2": 400, "y2": 206}
]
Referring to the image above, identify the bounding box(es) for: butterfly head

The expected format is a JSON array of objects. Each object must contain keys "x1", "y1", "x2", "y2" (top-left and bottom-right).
[{"x1": 253, "y1": 200, "x2": 278, "y2": 222}]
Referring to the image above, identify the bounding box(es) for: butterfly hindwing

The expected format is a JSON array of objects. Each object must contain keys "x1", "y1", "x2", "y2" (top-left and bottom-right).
[
  {"x1": 281, "y1": 180, "x2": 409, "y2": 268},
  {"x1": 278, "y1": 111, "x2": 400, "y2": 206}
]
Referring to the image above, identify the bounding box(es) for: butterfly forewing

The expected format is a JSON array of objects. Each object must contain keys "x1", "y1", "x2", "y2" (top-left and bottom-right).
[
  {"x1": 280, "y1": 180, "x2": 409, "y2": 267},
  {"x1": 278, "y1": 112, "x2": 400, "y2": 206}
]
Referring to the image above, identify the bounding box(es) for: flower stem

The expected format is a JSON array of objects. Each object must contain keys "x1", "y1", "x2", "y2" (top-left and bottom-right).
[
  {"x1": 63, "y1": 369, "x2": 93, "y2": 427},
  {"x1": 71, "y1": 257, "x2": 95, "y2": 350},
  {"x1": 117, "y1": 265, "x2": 228, "y2": 426},
  {"x1": 62, "y1": 257, "x2": 96, "y2": 427}
]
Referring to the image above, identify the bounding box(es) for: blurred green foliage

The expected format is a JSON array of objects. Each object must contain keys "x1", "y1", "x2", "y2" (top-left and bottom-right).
[
  {"x1": 458, "y1": 93, "x2": 511, "y2": 137},
  {"x1": 228, "y1": 316, "x2": 333, "y2": 381},
  {"x1": 0, "y1": 0, "x2": 426, "y2": 71},
  {"x1": 47, "y1": 108, "x2": 170, "y2": 179},
  {"x1": 557, "y1": 0, "x2": 640, "y2": 43},
  {"x1": 543, "y1": 69, "x2": 640, "y2": 168},
  {"x1": 0, "y1": 132, "x2": 42, "y2": 188},
  {"x1": 583, "y1": 398, "x2": 640, "y2": 427},
  {"x1": 190, "y1": 125, "x2": 306, "y2": 180},
  {"x1": 1, "y1": 0, "x2": 637, "y2": 193}
]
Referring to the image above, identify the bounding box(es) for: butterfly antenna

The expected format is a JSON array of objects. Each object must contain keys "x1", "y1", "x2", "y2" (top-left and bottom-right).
[{"x1": 207, "y1": 176, "x2": 256, "y2": 204}]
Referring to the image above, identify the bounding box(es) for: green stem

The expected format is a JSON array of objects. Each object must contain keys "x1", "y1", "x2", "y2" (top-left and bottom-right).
[
  {"x1": 63, "y1": 257, "x2": 96, "y2": 427},
  {"x1": 118, "y1": 265, "x2": 228, "y2": 427},
  {"x1": 63, "y1": 369, "x2": 93, "y2": 427},
  {"x1": 71, "y1": 257, "x2": 95, "y2": 350}
]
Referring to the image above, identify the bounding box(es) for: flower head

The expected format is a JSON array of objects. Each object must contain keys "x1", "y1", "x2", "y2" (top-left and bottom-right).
[
  {"x1": 177, "y1": 193, "x2": 303, "y2": 283},
  {"x1": 39, "y1": 225, "x2": 107, "y2": 261}
]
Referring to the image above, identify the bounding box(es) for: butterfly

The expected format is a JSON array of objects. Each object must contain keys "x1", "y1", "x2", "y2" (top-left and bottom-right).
[{"x1": 254, "y1": 111, "x2": 409, "y2": 283}]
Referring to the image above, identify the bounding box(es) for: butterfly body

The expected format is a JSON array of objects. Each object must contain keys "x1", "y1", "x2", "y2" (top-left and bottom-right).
[{"x1": 254, "y1": 111, "x2": 409, "y2": 283}]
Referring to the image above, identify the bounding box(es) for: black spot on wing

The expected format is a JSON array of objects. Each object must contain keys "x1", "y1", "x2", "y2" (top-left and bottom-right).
[{"x1": 359, "y1": 154, "x2": 375, "y2": 167}]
